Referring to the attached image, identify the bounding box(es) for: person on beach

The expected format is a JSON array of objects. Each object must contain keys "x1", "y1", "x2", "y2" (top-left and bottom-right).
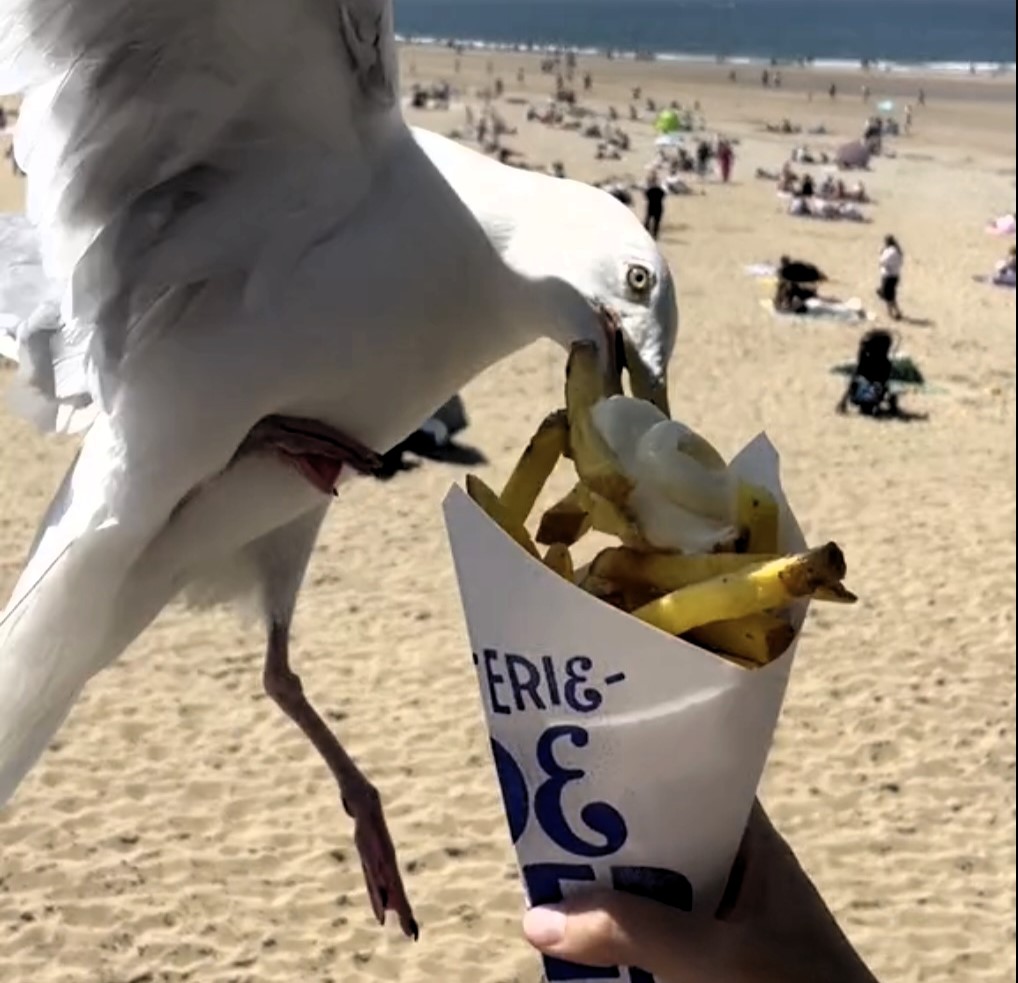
[
  {"x1": 522, "y1": 802, "x2": 881, "y2": 983},
  {"x1": 643, "y1": 172, "x2": 666, "y2": 240},
  {"x1": 877, "y1": 234, "x2": 904, "y2": 320},
  {"x1": 836, "y1": 329, "x2": 901, "y2": 417},
  {"x1": 993, "y1": 245, "x2": 1017, "y2": 286},
  {"x1": 695, "y1": 140, "x2": 711, "y2": 179},
  {"x1": 717, "y1": 139, "x2": 735, "y2": 183}
]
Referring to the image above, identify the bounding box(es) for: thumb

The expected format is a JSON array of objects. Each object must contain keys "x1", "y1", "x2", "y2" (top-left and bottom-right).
[{"x1": 522, "y1": 892, "x2": 723, "y2": 982}]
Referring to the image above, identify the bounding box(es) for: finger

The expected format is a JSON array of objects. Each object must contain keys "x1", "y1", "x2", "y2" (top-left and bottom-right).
[{"x1": 522, "y1": 891, "x2": 724, "y2": 982}]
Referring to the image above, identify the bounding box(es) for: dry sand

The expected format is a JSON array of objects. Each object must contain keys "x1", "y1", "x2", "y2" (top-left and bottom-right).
[{"x1": 0, "y1": 48, "x2": 1015, "y2": 983}]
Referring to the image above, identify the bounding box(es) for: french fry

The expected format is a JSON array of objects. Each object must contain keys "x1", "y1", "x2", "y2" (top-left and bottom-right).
[
  {"x1": 543, "y1": 543, "x2": 575, "y2": 582},
  {"x1": 736, "y1": 481, "x2": 780, "y2": 554},
  {"x1": 466, "y1": 474, "x2": 541, "y2": 559},
  {"x1": 685, "y1": 614, "x2": 796, "y2": 665},
  {"x1": 578, "y1": 486, "x2": 641, "y2": 542},
  {"x1": 565, "y1": 341, "x2": 634, "y2": 506},
  {"x1": 536, "y1": 484, "x2": 592, "y2": 546},
  {"x1": 631, "y1": 543, "x2": 849, "y2": 637},
  {"x1": 470, "y1": 340, "x2": 856, "y2": 671},
  {"x1": 812, "y1": 584, "x2": 859, "y2": 604},
  {"x1": 588, "y1": 547, "x2": 781, "y2": 593},
  {"x1": 499, "y1": 410, "x2": 568, "y2": 526}
]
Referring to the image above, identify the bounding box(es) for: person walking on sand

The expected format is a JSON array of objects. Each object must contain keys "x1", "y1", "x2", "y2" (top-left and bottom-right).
[
  {"x1": 643, "y1": 171, "x2": 666, "y2": 240},
  {"x1": 878, "y1": 234, "x2": 904, "y2": 320},
  {"x1": 695, "y1": 139, "x2": 711, "y2": 180},
  {"x1": 717, "y1": 138, "x2": 735, "y2": 183}
]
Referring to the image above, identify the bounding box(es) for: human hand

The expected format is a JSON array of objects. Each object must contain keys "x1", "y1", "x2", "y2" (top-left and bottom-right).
[{"x1": 521, "y1": 802, "x2": 879, "y2": 983}]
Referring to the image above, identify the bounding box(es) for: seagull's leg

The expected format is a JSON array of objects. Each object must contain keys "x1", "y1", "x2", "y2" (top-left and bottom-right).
[{"x1": 253, "y1": 504, "x2": 419, "y2": 941}]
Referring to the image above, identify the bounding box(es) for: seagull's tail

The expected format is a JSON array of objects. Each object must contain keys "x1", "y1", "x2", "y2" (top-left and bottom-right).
[{"x1": 0, "y1": 422, "x2": 132, "y2": 807}]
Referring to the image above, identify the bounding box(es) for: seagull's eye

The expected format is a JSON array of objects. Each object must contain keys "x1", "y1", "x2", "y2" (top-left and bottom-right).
[{"x1": 626, "y1": 264, "x2": 653, "y2": 293}]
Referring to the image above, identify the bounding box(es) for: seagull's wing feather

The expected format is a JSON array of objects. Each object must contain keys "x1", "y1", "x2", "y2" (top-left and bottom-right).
[
  {"x1": 0, "y1": 420, "x2": 121, "y2": 803},
  {"x1": 0, "y1": 0, "x2": 402, "y2": 804},
  {"x1": 0, "y1": 0, "x2": 400, "y2": 410}
]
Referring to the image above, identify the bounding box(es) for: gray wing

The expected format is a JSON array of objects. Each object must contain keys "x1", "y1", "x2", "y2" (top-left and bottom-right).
[{"x1": 0, "y1": 0, "x2": 401, "y2": 414}]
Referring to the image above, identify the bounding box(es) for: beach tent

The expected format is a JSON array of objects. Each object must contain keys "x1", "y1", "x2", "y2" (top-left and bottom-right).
[
  {"x1": 836, "y1": 139, "x2": 871, "y2": 170},
  {"x1": 654, "y1": 108, "x2": 680, "y2": 134}
]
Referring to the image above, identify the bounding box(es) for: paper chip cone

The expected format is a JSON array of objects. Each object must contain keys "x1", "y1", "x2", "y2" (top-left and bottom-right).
[{"x1": 443, "y1": 434, "x2": 808, "y2": 983}]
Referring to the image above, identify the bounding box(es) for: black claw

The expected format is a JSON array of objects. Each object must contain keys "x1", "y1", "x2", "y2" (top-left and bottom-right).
[
  {"x1": 378, "y1": 886, "x2": 389, "y2": 910},
  {"x1": 408, "y1": 917, "x2": 420, "y2": 941}
]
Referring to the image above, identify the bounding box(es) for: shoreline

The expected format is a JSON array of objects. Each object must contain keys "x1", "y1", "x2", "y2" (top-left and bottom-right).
[
  {"x1": 397, "y1": 36, "x2": 1017, "y2": 80},
  {"x1": 400, "y1": 43, "x2": 1018, "y2": 109}
]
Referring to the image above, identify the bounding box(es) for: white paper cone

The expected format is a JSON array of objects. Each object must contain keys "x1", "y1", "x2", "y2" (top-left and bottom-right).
[{"x1": 443, "y1": 434, "x2": 808, "y2": 983}]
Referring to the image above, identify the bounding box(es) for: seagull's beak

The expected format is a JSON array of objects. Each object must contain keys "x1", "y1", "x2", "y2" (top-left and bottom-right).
[
  {"x1": 622, "y1": 334, "x2": 671, "y2": 416},
  {"x1": 601, "y1": 311, "x2": 671, "y2": 416},
  {"x1": 599, "y1": 306, "x2": 626, "y2": 398}
]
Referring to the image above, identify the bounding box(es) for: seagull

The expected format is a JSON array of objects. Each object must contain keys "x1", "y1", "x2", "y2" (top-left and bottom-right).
[{"x1": 0, "y1": 1, "x2": 678, "y2": 939}]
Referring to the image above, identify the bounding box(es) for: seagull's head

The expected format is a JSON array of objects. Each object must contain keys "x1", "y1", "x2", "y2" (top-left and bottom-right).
[{"x1": 510, "y1": 179, "x2": 678, "y2": 415}]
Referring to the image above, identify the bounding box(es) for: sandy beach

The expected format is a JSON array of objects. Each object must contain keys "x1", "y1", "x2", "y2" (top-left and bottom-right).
[{"x1": 1, "y1": 46, "x2": 1015, "y2": 983}]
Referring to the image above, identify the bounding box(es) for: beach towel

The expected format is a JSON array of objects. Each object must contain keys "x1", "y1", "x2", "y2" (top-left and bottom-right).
[
  {"x1": 972, "y1": 273, "x2": 1016, "y2": 290},
  {"x1": 759, "y1": 298, "x2": 869, "y2": 323},
  {"x1": 986, "y1": 214, "x2": 1016, "y2": 236}
]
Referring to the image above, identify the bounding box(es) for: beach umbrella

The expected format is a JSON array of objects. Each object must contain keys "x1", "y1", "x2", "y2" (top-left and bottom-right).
[{"x1": 655, "y1": 108, "x2": 680, "y2": 134}]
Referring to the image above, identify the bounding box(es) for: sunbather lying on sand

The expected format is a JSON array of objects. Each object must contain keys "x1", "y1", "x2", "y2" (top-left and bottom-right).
[{"x1": 994, "y1": 246, "x2": 1017, "y2": 286}]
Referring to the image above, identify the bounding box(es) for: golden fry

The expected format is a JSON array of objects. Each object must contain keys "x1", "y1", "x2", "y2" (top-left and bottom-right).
[
  {"x1": 588, "y1": 547, "x2": 781, "y2": 592},
  {"x1": 736, "y1": 481, "x2": 780, "y2": 554},
  {"x1": 564, "y1": 342, "x2": 634, "y2": 506},
  {"x1": 499, "y1": 410, "x2": 569, "y2": 526},
  {"x1": 685, "y1": 614, "x2": 796, "y2": 665},
  {"x1": 812, "y1": 584, "x2": 859, "y2": 604},
  {"x1": 578, "y1": 487, "x2": 642, "y2": 542},
  {"x1": 543, "y1": 543, "x2": 575, "y2": 582},
  {"x1": 631, "y1": 543, "x2": 851, "y2": 636},
  {"x1": 536, "y1": 484, "x2": 593, "y2": 546},
  {"x1": 466, "y1": 474, "x2": 541, "y2": 559}
]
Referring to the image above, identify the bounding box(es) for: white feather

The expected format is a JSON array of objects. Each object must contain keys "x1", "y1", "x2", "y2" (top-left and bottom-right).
[{"x1": 0, "y1": 3, "x2": 679, "y2": 808}]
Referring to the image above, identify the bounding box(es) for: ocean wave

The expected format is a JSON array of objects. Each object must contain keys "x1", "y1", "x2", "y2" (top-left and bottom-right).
[{"x1": 395, "y1": 34, "x2": 1016, "y2": 78}]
